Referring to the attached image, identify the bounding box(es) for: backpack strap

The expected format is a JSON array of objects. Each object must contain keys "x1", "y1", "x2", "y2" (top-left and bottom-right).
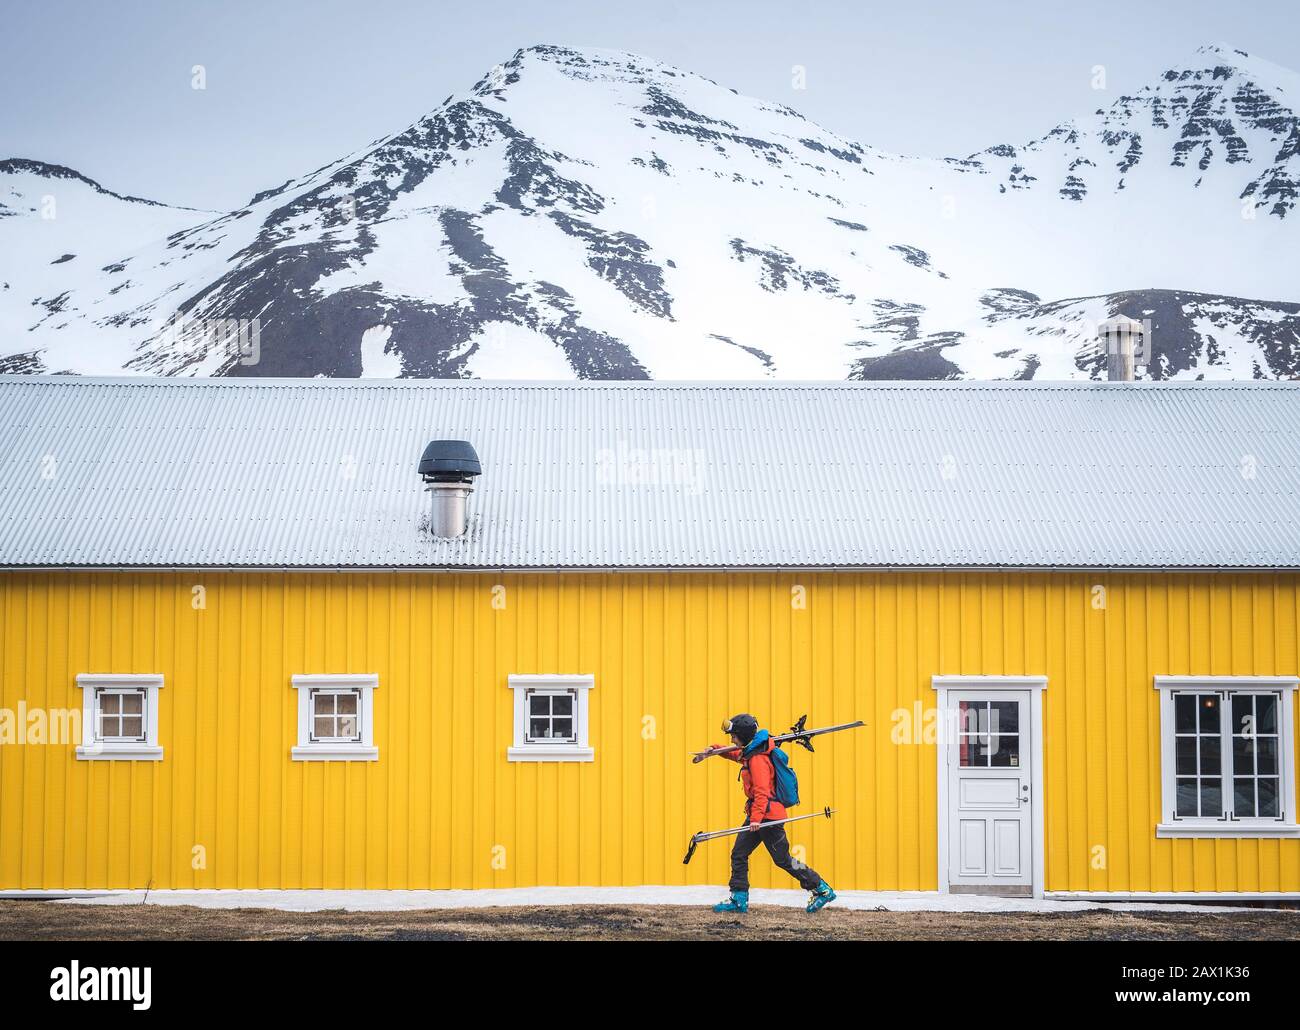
[{"x1": 739, "y1": 746, "x2": 770, "y2": 781}]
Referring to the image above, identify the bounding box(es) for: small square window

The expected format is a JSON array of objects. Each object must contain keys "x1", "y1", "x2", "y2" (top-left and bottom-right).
[
  {"x1": 525, "y1": 690, "x2": 577, "y2": 743},
  {"x1": 76, "y1": 675, "x2": 164, "y2": 760},
  {"x1": 309, "y1": 688, "x2": 362, "y2": 743},
  {"x1": 292, "y1": 675, "x2": 378, "y2": 761},
  {"x1": 508, "y1": 675, "x2": 594, "y2": 762},
  {"x1": 97, "y1": 687, "x2": 148, "y2": 742}
]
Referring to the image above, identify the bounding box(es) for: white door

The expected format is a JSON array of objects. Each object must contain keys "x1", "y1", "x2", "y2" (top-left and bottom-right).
[{"x1": 946, "y1": 690, "x2": 1033, "y2": 895}]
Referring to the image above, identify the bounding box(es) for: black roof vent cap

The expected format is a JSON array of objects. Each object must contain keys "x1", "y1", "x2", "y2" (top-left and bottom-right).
[{"x1": 419, "y1": 440, "x2": 482, "y2": 483}]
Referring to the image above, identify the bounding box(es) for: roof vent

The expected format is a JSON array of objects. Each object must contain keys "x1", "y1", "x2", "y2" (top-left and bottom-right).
[
  {"x1": 418, "y1": 440, "x2": 481, "y2": 538},
  {"x1": 1099, "y1": 315, "x2": 1146, "y2": 382}
]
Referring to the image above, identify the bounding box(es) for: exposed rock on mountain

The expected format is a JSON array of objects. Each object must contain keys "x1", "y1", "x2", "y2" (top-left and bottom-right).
[{"x1": 1, "y1": 42, "x2": 1297, "y2": 380}]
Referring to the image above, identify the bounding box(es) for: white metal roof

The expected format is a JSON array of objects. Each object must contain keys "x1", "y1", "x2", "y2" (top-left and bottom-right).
[{"x1": 1, "y1": 375, "x2": 1298, "y2": 570}]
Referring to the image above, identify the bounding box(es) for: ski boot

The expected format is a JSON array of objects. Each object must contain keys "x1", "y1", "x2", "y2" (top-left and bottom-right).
[
  {"x1": 712, "y1": 890, "x2": 749, "y2": 913},
  {"x1": 806, "y1": 880, "x2": 836, "y2": 913}
]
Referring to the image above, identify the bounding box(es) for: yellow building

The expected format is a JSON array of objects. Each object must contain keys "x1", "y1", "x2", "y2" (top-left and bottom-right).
[{"x1": 1, "y1": 376, "x2": 1298, "y2": 900}]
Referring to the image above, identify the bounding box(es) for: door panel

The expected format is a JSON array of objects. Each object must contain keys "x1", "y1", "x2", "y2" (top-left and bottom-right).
[
  {"x1": 948, "y1": 690, "x2": 1033, "y2": 893},
  {"x1": 992, "y1": 820, "x2": 1023, "y2": 876},
  {"x1": 959, "y1": 778, "x2": 1019, "y2": 808},
  {"x1": 957, "y1": 820, "x2": 988, "y2": 875}
]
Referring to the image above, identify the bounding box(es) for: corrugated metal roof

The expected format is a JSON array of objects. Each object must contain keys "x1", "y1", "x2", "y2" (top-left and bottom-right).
[{"x1": 1, "y1": 375, "x2": 1297, "y2": 570}]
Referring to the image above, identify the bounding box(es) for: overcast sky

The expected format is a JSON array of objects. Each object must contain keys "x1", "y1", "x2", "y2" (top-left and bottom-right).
[{"x1": 3, "y1": 0, "x2": 1296, "y2": 211}]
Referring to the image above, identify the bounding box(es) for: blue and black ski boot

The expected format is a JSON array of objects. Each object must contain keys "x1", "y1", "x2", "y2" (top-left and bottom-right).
[
  {"x1": 806, "y1": 880, "x2": 836, "y2": 913},
  {"x1": 712, "y1": 891, "x2": 749, "y2": 913}
]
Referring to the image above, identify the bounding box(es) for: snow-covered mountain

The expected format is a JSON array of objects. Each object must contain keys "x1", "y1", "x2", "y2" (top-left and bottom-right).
[{"x1": 2, "y1": 42, "x2": 1298, "y2": 380}]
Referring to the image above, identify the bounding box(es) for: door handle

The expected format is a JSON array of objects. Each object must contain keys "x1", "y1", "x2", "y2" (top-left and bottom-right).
[{"x1": 1020, "y1": 784, "x2": 1030, "y2": 801}]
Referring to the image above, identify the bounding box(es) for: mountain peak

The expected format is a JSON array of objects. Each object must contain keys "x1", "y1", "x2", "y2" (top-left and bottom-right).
[
  {"x1": 472, "y1": 42, "x2": 728, "y2": 100},
  {"x1": 3, "y1": 43, "x2": 1299, "y2": 383},
  {"x1": 1160, "y1": 43, "x2": 1300, "y2": 97}
]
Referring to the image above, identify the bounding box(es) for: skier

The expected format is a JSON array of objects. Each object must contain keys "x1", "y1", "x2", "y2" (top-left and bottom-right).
[{"x1": 694, "y1": 713, "x2": 836, "y2": 914}]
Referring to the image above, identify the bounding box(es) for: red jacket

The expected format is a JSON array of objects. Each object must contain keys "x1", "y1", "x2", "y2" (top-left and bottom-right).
[{"x1": 715, "y1": 737, "x2": 788, "y2": 826}]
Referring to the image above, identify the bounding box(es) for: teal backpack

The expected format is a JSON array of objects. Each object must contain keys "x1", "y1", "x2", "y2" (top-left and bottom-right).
[
  {"x1": 743, "y1": 739, "x2": 800, "y2": 808},
  {"x1": 769, "y1": 746, "x2": 800, "y2": 808}
]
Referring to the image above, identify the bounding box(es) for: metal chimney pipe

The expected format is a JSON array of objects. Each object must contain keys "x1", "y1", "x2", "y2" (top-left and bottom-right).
[
  {"x1": 418, "y1": 440, "x2": 482, "y2": 538},
  {"x1": 1099, "y1": 316, "x2": 1144, "y2": 382},
  {"x1": 427, "y1": 481, "x2": 473, "y2": 538}
]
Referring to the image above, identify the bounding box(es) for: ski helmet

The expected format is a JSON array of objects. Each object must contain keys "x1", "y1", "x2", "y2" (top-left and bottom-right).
[{"x1": 722, "y1": 713, "x2": 758, "y2": 744}]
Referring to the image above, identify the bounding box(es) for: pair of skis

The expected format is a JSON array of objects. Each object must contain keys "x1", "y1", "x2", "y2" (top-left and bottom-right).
[
  {"x1": 683, "y1": 715, "x2": 864, "y2": 864},
  {"x1": 683, "y1": 806, "x2": 835, "y2": 864},
  {"x1": 689, "y1": 715, "x2": 865, "y2": 760}
]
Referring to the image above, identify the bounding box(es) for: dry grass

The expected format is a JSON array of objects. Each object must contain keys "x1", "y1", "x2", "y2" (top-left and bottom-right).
[{"x1": 2, "y1": 901, "x2": 1297, "y2": 941}]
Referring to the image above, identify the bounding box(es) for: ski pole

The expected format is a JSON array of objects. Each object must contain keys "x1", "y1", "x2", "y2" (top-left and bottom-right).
[
  {"x1": 691, "y1": 715, "x2": 865, "y2": 761},
  {"x1": 682, "y1": 806, "x2": 835, "y2": 864}
]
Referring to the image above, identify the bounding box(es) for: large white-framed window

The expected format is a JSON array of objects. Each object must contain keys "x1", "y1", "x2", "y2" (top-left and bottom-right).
[
  {"x1": 75, "y1": 674, "x2": 164, "y2": 761},
  {"x1": 507, "y1": 674, "x2": 594, "y2": 762},
  {"x1": 291, "y1": 674, "x2": 378, "y2": 761},
  {"x1": 1155, "y1": 676, "x2": 1299, "y2": 838}
]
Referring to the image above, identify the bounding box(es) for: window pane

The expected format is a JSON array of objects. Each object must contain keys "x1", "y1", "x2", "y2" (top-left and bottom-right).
[
  {"x1": 120, "y1": 716, "x2": 143, "y2": 739},
  {"x1": 1175, "y1": 737, "x2": 1197, "y2": 775},
  {"x1": 100, "y1": 715, "x2": 120, "y2": 738},
  {"x1": 1199, "y1": 736, "x2": 1220, "y2": 776},
  {"x1": 1258, "y1": 778, "x2": 1280, "y2": 818},
  {"x1": 1256, "y1": 737, "x2": 1278, "y2": 775},
  {"x1": 313, "y1": 717, "x2": 333, "y2": 739},
  {"x1": 959, "y1": 734, "x2": 992, "y2": 766},
  {"x1": 1198, "y1": 695, "x2": 1220, "y2": 734},
  {"x1": 1234, "y1": 778, "x2": 1256, "y2": 818},
  {"x1": 551, "y1": 717, "x2": 573, "y2": 740},
  {"x1": 1176, "y1": 779, "x2": 1199, "y2": 817},
  {"x1": 989, "y1": 734, "x2": 1019, "y2": 767},
  {"x1": 1256, "y1": 695, "x2": 1278, "y2": 734},
  {"x1": 958, "y1": 701, "x2": 988, "y2": 735},
  {"x1": 529, "y1": 717, "x2": 550, "y2": 739},
  {"x1": 552, "y1": 694, "x2": 573, "y2": 717},
  {"x1": 528, "y1": 694, "x2": 550, "y2": 716},
  {"x1": 1231, "y1": 694, "x2": 1252, "y2": 735},
  {"x1": 100, "y1": 693, "x2": 120, "y2": 715},
  {"x1": 1175, "y1": 695, "x2": 1196, "y2": 733},
  {"x1": 121, "y1": 692, "x2": 143, "y2": 715},
  {"x1": 314, "y1": 692, "x2": 335, "y2": 714},
  {"x1": 1232, "y1": 736, "x2": 1255, "y2": 776},
  {"x1": 988, "y1": 701, "x2": 1018, "y2": 736},
  {"x1": 336, "y1": 693, "x2": 357, "y2": 715},
  {"x1": 337, "y1": 716, "x2": 358, "y2": 739},
  {"x1": 1200, "y1": 781, "x2": 1222, "y2": 819}
]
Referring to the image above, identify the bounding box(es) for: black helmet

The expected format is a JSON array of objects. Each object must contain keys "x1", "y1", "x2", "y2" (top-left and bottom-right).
[{"x1": 722, "y1": 713, "x2": 758, "y2": 745}]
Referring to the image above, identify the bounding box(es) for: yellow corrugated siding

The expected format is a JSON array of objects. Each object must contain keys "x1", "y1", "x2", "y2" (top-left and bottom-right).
[{"x1": 1, "y1": 570, "x2": 1298, "y2": 892}]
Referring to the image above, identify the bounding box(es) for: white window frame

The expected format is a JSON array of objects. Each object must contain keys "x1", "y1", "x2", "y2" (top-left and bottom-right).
[
  {"x1": 508, "y1": 674, "x2": 594, "y2": 762},
  {"x1": 75, "y1": 674, "x2": 164, "y2": 761},
  {"x1": 1155, "y1": 676, "x2": 1299, "y2": 838},
  {"x1": 292, "y1": 674, "x2": 378, "y2": 761}
]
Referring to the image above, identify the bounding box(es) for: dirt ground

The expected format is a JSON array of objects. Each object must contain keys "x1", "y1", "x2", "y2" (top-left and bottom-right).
[{"x1": 2, "y1": 901, "x2": 1298, "y2": 940}]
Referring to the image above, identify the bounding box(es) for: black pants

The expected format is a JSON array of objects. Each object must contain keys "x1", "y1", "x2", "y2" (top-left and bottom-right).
[{"x1": 729, "y1": 821, "x2": 822, "y2": 892}]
